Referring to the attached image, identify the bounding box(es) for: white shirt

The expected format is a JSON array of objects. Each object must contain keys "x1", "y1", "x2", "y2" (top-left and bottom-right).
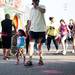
[{"x1": 29, "y1": 5, "x2": 46, "y2": 32}]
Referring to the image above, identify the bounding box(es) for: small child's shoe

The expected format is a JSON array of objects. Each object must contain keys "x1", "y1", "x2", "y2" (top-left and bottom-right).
[{"x1": 24, "y1": 61, "x2": 33, "y2": 66}]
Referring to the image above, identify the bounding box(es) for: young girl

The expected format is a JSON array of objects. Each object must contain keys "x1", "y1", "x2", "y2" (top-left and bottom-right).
[{"x1": 16, "y1": 29, "x2": 26, "y2": 64}]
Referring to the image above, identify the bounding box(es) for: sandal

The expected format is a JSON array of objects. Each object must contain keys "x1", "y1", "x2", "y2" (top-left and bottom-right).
[{"x1": 38, "y1": 60, "x2": 44, "y2": 65}]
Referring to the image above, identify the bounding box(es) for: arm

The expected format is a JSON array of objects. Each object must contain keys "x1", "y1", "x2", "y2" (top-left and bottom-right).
[
  {"x1": 26, "y1": 20, "x2": 31, "y2": 31},
  {"x1": 38, "y1": 6, "x2": 46, "y2": 13},
  {"x1": 72, "y1": 25, "x2": 75, "y2": 32},
  {"x1": 66, "y1": 25, "x2": 70, "y2": 32}
]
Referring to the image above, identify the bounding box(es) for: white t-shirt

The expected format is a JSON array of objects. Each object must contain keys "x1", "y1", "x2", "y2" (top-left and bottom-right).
[{"x1": 29, "y1": 5, "x2": 46, "y2": 32}]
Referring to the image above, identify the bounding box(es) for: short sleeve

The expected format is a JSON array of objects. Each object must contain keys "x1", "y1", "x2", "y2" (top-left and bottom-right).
[{"x1": 39, "y1": 5, "x2": 45, "y2": 9}]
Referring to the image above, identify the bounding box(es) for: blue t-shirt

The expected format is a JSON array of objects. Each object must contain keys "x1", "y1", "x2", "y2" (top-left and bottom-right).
[{"x1": 17, "y1": 36, "x2": 26, "y2": 48}]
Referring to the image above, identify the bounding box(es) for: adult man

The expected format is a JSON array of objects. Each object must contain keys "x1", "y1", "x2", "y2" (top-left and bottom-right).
[
  {"x1": 25, "y1": 0, "x2": 46, "y2": 66},
  {"x1": 1, "y1": 14, "x2": 12, "y2": 60}
]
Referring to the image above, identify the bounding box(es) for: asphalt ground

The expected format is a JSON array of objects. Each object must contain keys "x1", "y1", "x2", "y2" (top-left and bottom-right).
[{"x1": 0, "y1": 43, "x2": 75, "y2": 75}]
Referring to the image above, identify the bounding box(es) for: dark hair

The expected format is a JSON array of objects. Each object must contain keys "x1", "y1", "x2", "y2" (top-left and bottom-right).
[
  {"x1": 32, "y1": 0, "x2": 39, "y2": 2},
  {"x1": 69, "y1": 19, "x2": 73, "y2": 21},
  {"x1": 49, "y1": 17, "x2": 54, "y2": 21},
  {"x1": 60, "y1": 19, "x2": 65, "y2": 23},
  {"x1": 5, "y1": 14, "x2": 10, "y2": 19},
  {"x1": 18, "y1": 29, "x2": 26, "y2": 36}
]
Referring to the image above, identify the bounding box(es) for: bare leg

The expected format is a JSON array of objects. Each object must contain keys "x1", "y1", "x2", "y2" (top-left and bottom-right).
[
  {"x1": 16, "y1": 49, "x2": 19, "y2": 64},
  {"x1": 73, "y1": 35, "x2": 75, "y2": 50},
  {"x1": 3, "y1": 48, "x2": 6, "y2": 59},
  {"x1": 38, "y1": 39, "x2": 44, "y2": 65},
  {"x1": 61, "y1": 35, "x2": 67, "y2": 55}
]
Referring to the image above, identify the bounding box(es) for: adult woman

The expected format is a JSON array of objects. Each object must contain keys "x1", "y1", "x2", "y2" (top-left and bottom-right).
[
  {"x1": 59, "y1": 19, "x2": 70, "y2": 55},
  {"x1": 72, "y1": 20, "x2": 75, "y2": 52},
  {"x1": 47, "y1": 17, "x2": 59, "y2": 52}
]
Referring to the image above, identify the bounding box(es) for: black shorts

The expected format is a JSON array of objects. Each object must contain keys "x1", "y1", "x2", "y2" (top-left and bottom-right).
[
  {"x1": 2, "y1": 36, "x2": 11, "y2": 49},
  {"x1": 29, "y1": 31, "x2": 46, "y2": 43}
]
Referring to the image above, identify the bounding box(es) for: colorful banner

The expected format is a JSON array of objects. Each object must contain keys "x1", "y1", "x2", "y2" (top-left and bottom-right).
[{"x1": 13, "y1": 15, "x2": 18, "y2": 29}]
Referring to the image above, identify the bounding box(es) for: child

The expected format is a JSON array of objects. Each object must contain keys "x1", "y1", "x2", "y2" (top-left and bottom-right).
[{"x1": 16, "y1": 29, "x2": 26, "y2": 64}]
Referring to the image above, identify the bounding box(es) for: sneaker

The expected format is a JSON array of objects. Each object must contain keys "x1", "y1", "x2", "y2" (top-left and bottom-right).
[
  {"x1": 56, "y1": 50, "x2": 60, "y2": 53},
  {"x1": 6, "y1": 58, "x2": 9, "y2": 60},
  {"x1": 38, "y1": 60, "x2": 44, "y2": 65},
  {"x1": 72, "y1": 50, "x2": 75, "y2": 53},
  {"x1": 62, "y1": 50, "x2": 66, "y2": 55},
  {"x1": 24, "y1": 61, "x2": 33, "y2": 66}
]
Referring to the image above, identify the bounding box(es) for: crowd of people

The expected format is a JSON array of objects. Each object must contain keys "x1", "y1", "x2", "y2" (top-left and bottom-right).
[
  {"x1": 47, "y1": 17, "x2": 75, "y2": 55},
  {"x1": 0, "y1": 0, "x2": 75, "y2": 66}
]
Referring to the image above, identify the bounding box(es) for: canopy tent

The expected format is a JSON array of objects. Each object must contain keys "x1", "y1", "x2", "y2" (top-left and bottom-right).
[{"x1": 0, "y1": 0, "x2": 30, "y2": 32}]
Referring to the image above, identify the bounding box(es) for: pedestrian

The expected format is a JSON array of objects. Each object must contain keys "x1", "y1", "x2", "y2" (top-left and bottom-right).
[
  {"x1": 25, "y1": 0, "x2": 46, "y2": 66},
  {"x1": 34, "y1": 39, "x2": 38, "y2": 53},
  {"x1": 11, "y1": 24, "x2": 17, "y2": 54},
  {"x1": 1, "y1": 14, "x2": 12, "y2": 60},
  {"x1": 25, "y1": 20, "x2": 30, "y2": 54},
  {"x1": 46, "y1": 17, "x2": 59, "y2": 53},
  {"x1": 16, "y1": 29, "x2": 26, "y2": 64},
  {"x1": 68, "y1": 19, "x2": 73, "y2": 43},
  {"x1": 59, "y1": 19, "x2": 70, "y2": 55},
  {"x1": 72, "y1": 20, "x2": 75, "y2": 52}
]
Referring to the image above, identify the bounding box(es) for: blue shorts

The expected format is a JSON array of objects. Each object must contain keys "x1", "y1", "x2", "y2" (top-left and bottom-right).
[{"x1": 17, "y1": 45, "x2": 25, "y2": 49}]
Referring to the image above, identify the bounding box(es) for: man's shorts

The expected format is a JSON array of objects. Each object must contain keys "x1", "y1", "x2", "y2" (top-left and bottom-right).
[{"x1": 29, "y1": 31, "x2": 46, "y2": 43}]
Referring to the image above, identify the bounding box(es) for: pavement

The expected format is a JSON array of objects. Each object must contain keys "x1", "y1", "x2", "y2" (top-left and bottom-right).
[{"x1": 0, "y1": 43, "x2": 75, "y2": 75}]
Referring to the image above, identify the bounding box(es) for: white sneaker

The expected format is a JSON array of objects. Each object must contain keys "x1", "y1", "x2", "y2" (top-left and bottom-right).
[
  {"x1": 62, "y1": 50, "x2": 66, "y2": 55},
  {"x1": 56, "y1": 50, "x2": 60, "y2": 53},
  {"x1": 72, "y1": 50, "x2": 75, "y2": 53}
]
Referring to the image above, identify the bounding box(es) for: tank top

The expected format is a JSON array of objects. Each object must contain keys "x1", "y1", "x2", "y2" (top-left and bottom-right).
[{"x1": 60, "y1": 24, "x2": 68, "y2": 36}]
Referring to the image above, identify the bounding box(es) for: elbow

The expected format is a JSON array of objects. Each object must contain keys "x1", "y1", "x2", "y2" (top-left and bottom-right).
[{"x1": 42, "y1": 9, "x2": 46, "y2": 13}]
